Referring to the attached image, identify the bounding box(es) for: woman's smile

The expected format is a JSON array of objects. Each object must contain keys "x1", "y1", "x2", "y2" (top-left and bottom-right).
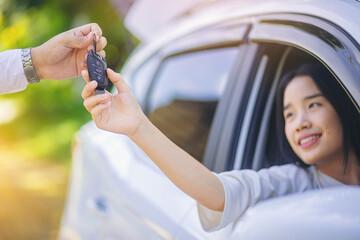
[{"x1": 298, "y1": 133, "x2": 322, "y2": 148}]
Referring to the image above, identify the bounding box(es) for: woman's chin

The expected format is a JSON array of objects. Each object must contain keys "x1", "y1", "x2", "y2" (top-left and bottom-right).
[{"x1": 298, "y1": 154, "x2": 320, "y2": 166}]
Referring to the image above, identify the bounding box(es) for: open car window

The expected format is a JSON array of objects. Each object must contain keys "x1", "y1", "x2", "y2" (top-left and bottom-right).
[
  {"x1": 145, "y1": 47, "x2": 239, "y2": 162},
  {"x1": 240, "y1": 44, "x2": 352, "y2": 170}
]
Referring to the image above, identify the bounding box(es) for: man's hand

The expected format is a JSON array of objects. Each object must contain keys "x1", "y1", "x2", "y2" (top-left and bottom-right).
[{"x1": 31, "y1": 23, "x2": 107, "y2": 80}]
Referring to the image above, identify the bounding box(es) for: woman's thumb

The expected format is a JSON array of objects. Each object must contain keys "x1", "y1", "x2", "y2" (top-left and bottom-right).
[{"x1": 107, "y1": 68, "x2": 130, "y2": 93}]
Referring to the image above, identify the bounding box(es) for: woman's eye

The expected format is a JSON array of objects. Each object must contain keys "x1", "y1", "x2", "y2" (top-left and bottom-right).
[
  {"x1": 309, "y1": 103, "x2": 321, "y2": 108},
  {"x1": 285, "y1": 112, "x2": 294, "y2": 119}
]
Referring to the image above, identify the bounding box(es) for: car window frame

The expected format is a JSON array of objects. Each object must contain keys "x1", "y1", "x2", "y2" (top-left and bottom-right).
[
  {"x1": 128, "y1": 22, "x2": 250, "y2": 112},
  {"x1": 208, "y1": 42, "x2": 261, "y2": 172},
  {"x1": 250, "y1": 13, "x2": 360, "y2": 112},
  {"x1": 227, "y1": 13, "x2": 360, "y2": 172},
  {"x1": 128, "y1": 24, "x2": 252, "y2": 169}
]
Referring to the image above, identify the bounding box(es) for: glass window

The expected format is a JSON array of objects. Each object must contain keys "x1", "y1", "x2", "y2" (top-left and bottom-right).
[
  {"x1": 130, "y1": 56, "x2": 162, "y2": 106},
  {"x1": 146, "y1": 47, "x2": 239, "y2": 161}
]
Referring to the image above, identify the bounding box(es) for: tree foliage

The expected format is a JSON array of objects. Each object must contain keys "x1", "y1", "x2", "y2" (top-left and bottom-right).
[{"x1": 0, "y1": 0, "x2": 135, "y2": 162}]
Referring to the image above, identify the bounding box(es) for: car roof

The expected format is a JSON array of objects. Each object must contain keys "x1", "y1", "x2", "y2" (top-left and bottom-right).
[
  {"x1": 125, "y1": 0, "x2": 360, "y2": 43},
  {"x1": 122, "y1": 0, "x2": 360, "y2": 75}
]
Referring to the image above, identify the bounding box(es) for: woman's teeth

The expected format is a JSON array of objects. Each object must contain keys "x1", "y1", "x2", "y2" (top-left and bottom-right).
[{"x1": 300, "y1": 135, "x2": 320, "y2": 145}]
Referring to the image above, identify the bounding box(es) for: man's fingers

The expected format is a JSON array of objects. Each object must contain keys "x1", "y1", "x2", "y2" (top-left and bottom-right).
[
  {"x1": 88, "y1": 23, "x2": 103, "y2": 38},
  {"x1": 97, "y1": 36, "x2": 107, "y2": 51},
  {"x1": 83, "y1": 31, "x2": 95, "y2": 46},
  {"x1": 86, "y1": 36, "x2": 107, "y2": 52},
  {"x1": 76, "y1": 23, "x2": 102, "y2": 39},
  {"x1": 81, "y1": 61, "x2": 87, "y2": 69},
  {"x1": 67, "y1": 31, "x2": 94, "y2": 49},
  {"x1": 107, "y1": 68, "x2": 130, "y2": 93}
]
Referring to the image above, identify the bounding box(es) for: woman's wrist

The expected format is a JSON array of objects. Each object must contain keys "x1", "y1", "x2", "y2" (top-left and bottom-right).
[{"x1": 128, "y1": 112, "x2": 149, "y2": 142}]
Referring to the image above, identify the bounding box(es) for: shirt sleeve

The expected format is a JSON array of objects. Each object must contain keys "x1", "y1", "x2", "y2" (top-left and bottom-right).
[
  {"x1": 0, "y1": 49, "x2": 28, "y2": 94},
  {"x1": 197, "y1": 164, "x2": 313, "y2": 232}
]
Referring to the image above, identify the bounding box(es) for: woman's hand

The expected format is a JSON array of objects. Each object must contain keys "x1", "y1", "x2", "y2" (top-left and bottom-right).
[{"x1": 81, "y1": 68, "x2": 145, "y2": 137}]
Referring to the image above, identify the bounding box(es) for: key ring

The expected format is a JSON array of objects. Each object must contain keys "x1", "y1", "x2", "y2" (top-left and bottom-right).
[{"x1": 93, "y1": 34, "x2": 97, "y2": 52}]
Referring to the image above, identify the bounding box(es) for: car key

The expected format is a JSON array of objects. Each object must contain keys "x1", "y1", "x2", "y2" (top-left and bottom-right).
[{"x1": 87, "y1": 35, "x2": 109, "y2": 94}]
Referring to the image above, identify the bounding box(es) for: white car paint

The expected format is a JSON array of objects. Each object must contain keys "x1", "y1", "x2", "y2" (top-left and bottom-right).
[{"x1": 231, "y1": 186, "x2": 360, "y2": 240}]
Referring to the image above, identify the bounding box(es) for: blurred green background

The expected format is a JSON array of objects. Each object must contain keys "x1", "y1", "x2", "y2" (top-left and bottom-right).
[
  {"x1": 0, "y1": 0, "x2": 136, "y2": 239},
  {"x1": 0, "y1": 0, "x2": 134, "y2": 163}
]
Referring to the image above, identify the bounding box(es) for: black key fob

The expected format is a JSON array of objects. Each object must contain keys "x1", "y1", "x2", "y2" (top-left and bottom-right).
[{"x1": 87, "y1": 36, "x2": 108, "y2": 94}]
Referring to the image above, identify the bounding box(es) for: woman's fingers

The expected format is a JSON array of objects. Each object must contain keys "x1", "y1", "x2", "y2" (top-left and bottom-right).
[
  {"x1": 91, "y1": 101, "x2": 111, "y2": 116},
  {"x1": 83, "y1": 92, "x2": 111, "y2": 112},
  {"x1": 81, "y1": 70, "x2": 91, "y2": 83},
  {"x1": 98, "y1": 50, "x2": 106, "y2": 58},
  {"x1": 107, "y1": 68, "x2": 131, "y2": 93},
  {"x1": 81, "y1": 81, "x2": 97, "y2": 100},
  {"x1": 81, "y1": 70, "x2": 97, "y2": 100},
  {"x1": 82, "y1": 69, "x2": 113, "y2": 114}
]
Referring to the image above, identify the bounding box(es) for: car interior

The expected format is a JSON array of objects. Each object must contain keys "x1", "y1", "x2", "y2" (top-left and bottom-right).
[{"x1": 146, "y1": 47, "x2": 239, "y2": 162}]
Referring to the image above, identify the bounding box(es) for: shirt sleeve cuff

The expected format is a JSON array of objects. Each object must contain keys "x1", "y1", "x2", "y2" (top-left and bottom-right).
[
  {"x1": 0, "y1": 49, "x2": 28, "y2": 94},
  {"x1": 197, "y1": 171, "x2": 256, "y2": 232},
  {"x1": 196, "y1": 172, "x2": 234, "y2": 232}
]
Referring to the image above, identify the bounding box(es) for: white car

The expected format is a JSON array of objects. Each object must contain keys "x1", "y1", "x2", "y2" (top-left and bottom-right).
[{"x1": 59, "y1": 0, "x2": 360, "y2": 239}]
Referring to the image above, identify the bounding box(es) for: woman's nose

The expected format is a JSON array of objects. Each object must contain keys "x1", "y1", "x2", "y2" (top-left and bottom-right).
[{"x1": 295, "y1": 113, "x2": 311, "y2": 131}]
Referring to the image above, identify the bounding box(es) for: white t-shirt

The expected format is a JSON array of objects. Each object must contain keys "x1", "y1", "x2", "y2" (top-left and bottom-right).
[
  {"x1": 197, "y1": 164, "x2": 344, "y2": 232},
  {"x1": 0, "y1": 49, "x2": 28, "y2": 94}
]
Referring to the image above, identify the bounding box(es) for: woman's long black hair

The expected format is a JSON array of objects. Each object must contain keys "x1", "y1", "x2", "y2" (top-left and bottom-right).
[{"x1": 276, "y1": 62, "x2": 360, "y2": 171}]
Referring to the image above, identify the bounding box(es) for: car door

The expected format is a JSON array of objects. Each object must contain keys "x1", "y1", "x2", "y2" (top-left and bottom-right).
[
  {"x1": 88, "y1": 22, "x2": 250, "y2": 239},
  {"x1": 221, "y1": 12, "x2": 360, "y2": 239},
  {"x1": 176, "y1": 11, "x2": 360, "y2": 239}
]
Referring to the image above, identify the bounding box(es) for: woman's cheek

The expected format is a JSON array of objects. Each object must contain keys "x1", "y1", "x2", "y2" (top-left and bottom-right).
[{"x1": 285, "y1": 124, "x2": 296, "y2": 149}]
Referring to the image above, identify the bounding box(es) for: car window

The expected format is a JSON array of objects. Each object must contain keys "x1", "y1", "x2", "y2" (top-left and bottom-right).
[
  {"x1": 236, "y1": 43, "x2": 349, "y2": 171},
  {"x1": 232, "y1": 53, "x2": 269, "y2": 170},
  {"x1": 130, "y1": 56, "x2": 162, "y2": 107},
  {"x1": 231, "y1": 43, "x2": 301, "y2": 170},
  {"x1": 146, "y1": 47, "x2": 239, "y2": 161}
]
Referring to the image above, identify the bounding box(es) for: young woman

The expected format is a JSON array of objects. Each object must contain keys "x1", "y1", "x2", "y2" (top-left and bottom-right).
[{"x1": 80, "y1": 62, "x2": 360, "y2": 231}]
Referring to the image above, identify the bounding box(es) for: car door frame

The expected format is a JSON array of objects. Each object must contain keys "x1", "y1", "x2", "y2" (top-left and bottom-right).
[
  {"x1": 217, "y1": 12, "x2": 360, "y2": 173},
  {"x1": 129, "y1": 21, "x2": 254, "y2": 168}
]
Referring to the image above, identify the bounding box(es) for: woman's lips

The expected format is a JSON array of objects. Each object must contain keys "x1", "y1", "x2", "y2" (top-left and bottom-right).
[{"x1": 298, "y1": 134, "x2": 322, "y2": 148}]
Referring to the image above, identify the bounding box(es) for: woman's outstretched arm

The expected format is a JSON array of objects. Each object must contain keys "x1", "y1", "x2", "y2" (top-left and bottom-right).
[{"x1": 81, "y1": 68, "x2": 225, "y2": 211}]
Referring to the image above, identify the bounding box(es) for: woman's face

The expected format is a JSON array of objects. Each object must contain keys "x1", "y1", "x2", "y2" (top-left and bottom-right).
[{"x1": 283, "y1": 75, "x2": 343, "y2": 166}]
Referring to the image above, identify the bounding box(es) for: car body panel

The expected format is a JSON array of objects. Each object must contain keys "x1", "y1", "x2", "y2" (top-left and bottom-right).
[
  {"x1": 60, "y1": 123, "x2": 195, "y2": 239},
  {"x1": 231, "y1": 186, "x2": 360, "y2": 240}
]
